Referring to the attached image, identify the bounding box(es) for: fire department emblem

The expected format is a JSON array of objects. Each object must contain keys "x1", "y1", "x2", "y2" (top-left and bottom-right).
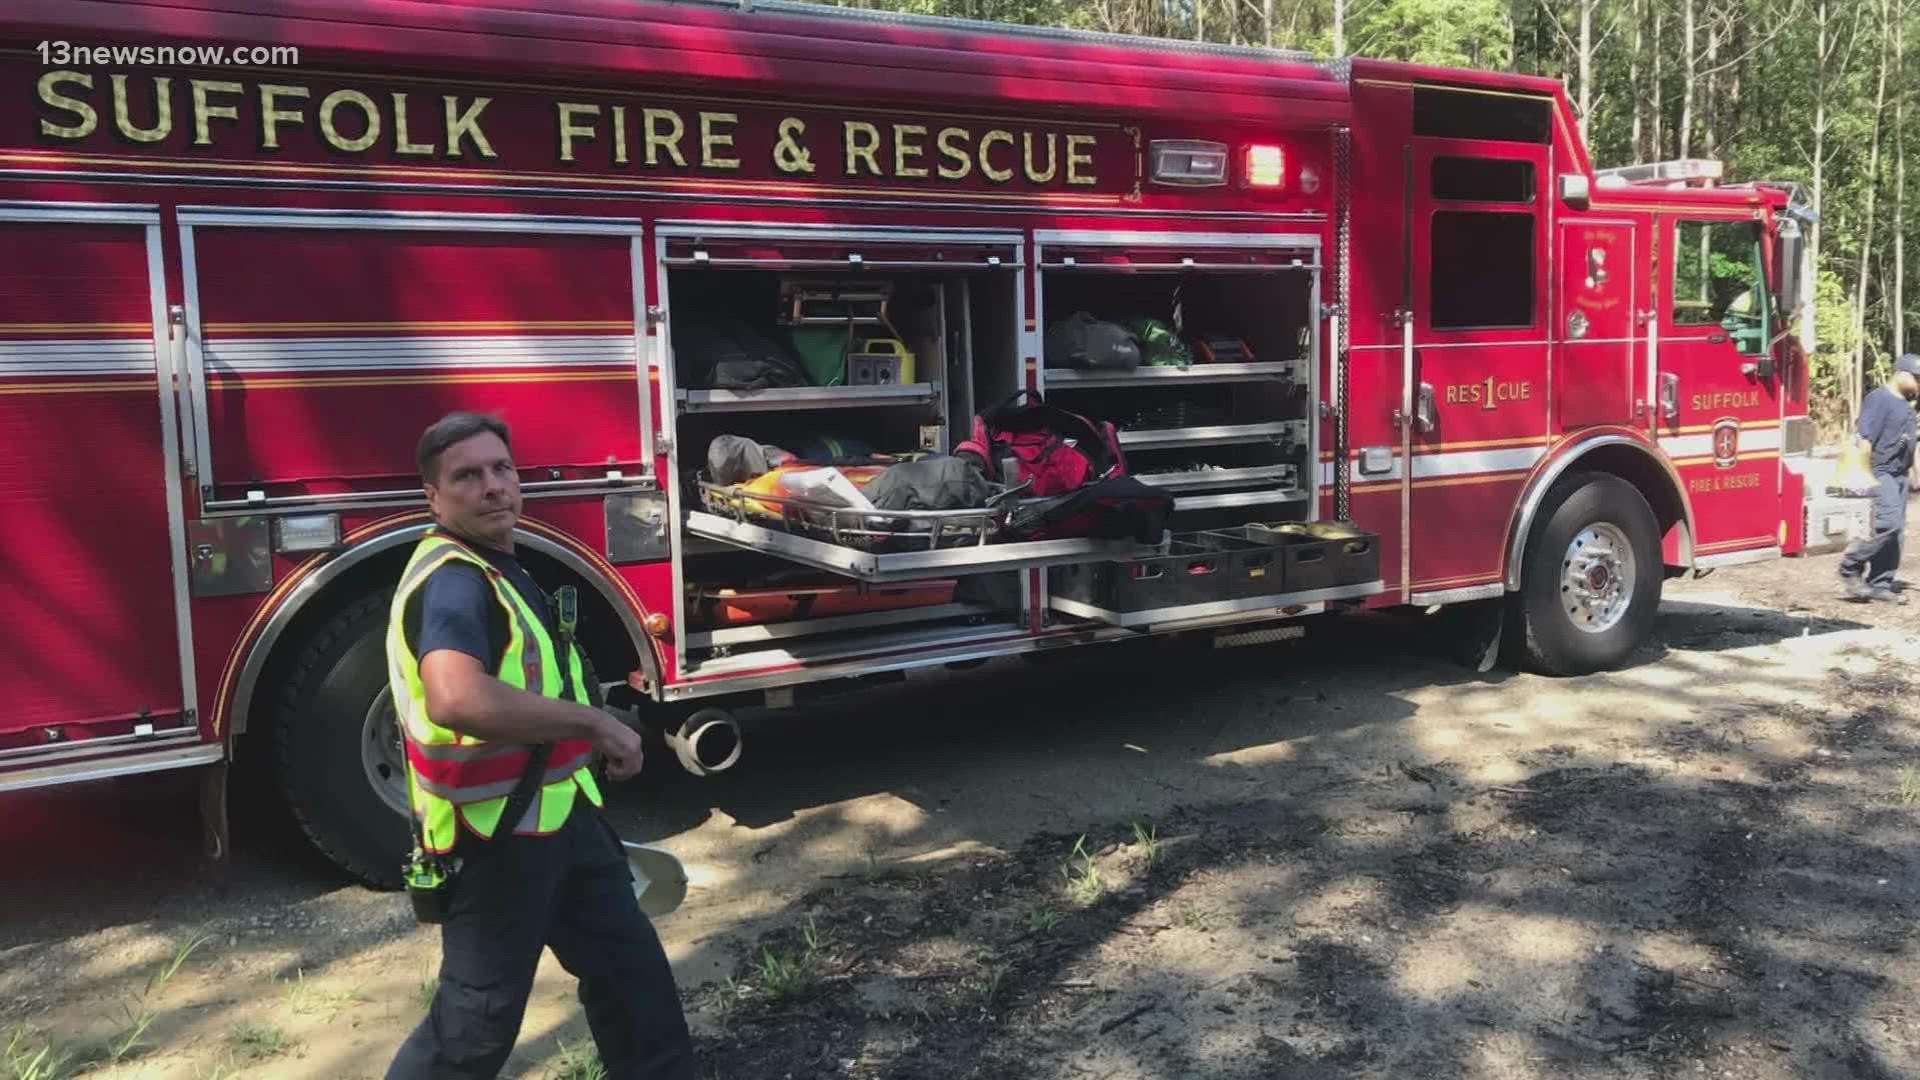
[{"x1": 1712, "y1": 417, "x2": 1740, "y2": 469}]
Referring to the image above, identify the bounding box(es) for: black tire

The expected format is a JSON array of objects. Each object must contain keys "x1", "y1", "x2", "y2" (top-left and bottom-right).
[
  {"x1": 275, "y1": 592, "x2": 409, "y2": 889},
  {"x1": 1513, "y1": 472, "x2": 1663, "y2": 676}
]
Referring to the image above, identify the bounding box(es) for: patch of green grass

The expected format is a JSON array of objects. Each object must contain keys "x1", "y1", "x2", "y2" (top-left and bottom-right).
[
  {"x1": 1060, "y1": 834, "x2": 1105, "y2": 906},
  {"x1": 1900, "y1": 764, "x2": 1920, "y2": 805},
  {"x1": 757, "y1": 915, "x2": 823, "y2": 1003},
  {"x1": 281, "y1": 969, "x2": 369, "y2": 1021},
  {"x1": 107, "y1": 933, "x2": 211, "y2": 1065},
  {"x1": 1131, "y1": 821, "x2": 1161, "y2": 867},
  {"x1": 198, "y1": 1053, "x2": 243, "y2": 1080},
  {"x1": 2, "y1": 1027, "x2": 74, "y2": 1080},
  {"x1": 977, "y1": 964, "x2": 1009, "y2": 1010},
  {"x1": 228, "y1": 1022, "x2": 293, "y2": 1060},
  {"x1": 1177, "y1": 904, "x2": 1220, "y2": 933},
  {"x1": 709, "y1": 976, "x2": 745, "y2": 1012},
  {"x1": 1026, "y1": 908, "x2": 1062, "y2": 935},
  {"x1": 547, "y1": 1038, "x2": 607, "y2": 1080},
  {"x1": 758, "y1": 947, "x2": 812, "y2": 1001},
  {"x1": 415, "y1": 970, "x2": 438, "y2": 1013}
]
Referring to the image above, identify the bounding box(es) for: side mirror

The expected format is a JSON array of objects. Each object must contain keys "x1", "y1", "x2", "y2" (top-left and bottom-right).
[{"x1": 1776, "y1": 217, "x2": 1806, "y2": 322}]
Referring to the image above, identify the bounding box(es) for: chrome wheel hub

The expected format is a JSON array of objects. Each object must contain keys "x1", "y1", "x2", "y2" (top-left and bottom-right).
[
  {"x1": 1561, "y1": 522, "x2": 1634, "y2": 634},
  {"x1": 361, "y1": 692, "x2": 410, "y2": 815}
]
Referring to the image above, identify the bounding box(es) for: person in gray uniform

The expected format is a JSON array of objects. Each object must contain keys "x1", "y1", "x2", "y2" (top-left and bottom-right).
[{"x1": 1839, "y1": 352, "x2": 1920, "y2": 603}]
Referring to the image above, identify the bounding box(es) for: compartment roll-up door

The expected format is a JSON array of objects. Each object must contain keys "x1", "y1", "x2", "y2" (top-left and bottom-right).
[
  {"x1": 184, "y1": 221, "x2": 646, "y2": 506},
  {"x1": 0, "y1": 216, "x2": 187, "y2": 737}
]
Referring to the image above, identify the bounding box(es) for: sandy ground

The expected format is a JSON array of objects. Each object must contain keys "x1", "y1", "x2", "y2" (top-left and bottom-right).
[{"x1": 3, "y1": 532, "x2": 1919, "y2": 1079}]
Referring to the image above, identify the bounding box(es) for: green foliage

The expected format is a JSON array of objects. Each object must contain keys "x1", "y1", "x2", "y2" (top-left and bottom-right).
[
  {"x1": 1812, "y1": 267, "x2": 1864, "y2": 396},
  {"x1": 1350, "y1": 0, "x2": 1514, "y2": 68}
]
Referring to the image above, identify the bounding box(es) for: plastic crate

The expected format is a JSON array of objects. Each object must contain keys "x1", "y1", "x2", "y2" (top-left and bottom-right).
[
  {"x1": 1051, "y1": 541, "x2": 1232, "y2": 612},
  {"x1": 1191, "y1": 529, "x2": 1285, "y2": 597},
  {"x1": 1248, "y1": 527, "x2": 1378, "y2": 592}
]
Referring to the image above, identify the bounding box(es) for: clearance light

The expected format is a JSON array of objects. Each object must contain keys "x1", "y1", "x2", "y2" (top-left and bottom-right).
[
  {"x1": 1243, "y1": 144, "x2": 1285, "y2": 189},
  {"x1": 1149, "y1": 140, "x2": 1229, "y2": 187},
  {"x1": 644, "y1": 612, "x2": 671, "y2": 638},
  {"x1": 273, "y1": 513, "x2": 341, "y2": 553}
]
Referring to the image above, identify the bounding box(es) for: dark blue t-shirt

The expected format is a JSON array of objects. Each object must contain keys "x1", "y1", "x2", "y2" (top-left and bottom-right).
[
  {"x1": 405, "y1": 543, "x2": 554, "y2": 675},
  {"x1": 1857, "y1": 385, "x2": 1917, "y2": 478}
]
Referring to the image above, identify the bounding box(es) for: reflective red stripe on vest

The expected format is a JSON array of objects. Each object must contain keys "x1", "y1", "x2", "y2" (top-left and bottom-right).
[{"x1": 405, "y1": 737, "x2": 595, "y2": 802}]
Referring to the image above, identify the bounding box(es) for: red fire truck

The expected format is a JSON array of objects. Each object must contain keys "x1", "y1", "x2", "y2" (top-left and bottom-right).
[{"x1": 2, "y1": 0, "x2": 1814, "y2": 885}]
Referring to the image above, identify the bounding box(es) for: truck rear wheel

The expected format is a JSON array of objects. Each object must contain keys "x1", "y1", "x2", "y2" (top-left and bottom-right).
[
  {"x1": 275, "y1": 592, "x2": 409, "y2": 888},
  {"x1": 1513, "y1": 473, "x2": 1662, "y2": 676}
]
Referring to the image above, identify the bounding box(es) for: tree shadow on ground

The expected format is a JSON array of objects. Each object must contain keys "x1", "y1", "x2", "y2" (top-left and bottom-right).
[{"x1": 673, "y1": 641, "x2": 1919, "y2": 1079}]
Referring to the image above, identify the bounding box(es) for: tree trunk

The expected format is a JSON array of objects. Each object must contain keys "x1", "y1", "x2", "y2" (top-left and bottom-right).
[
  {"x1": 1811, "y1": 0, "x2": 1828, "y2": 289},
  {"x1": 1262, "y1": 0, "x2": 1273, "y2": 46},
  {"x1": 1702, "y1": 7, "x2": 1720, "y2": 158},
  {"x1": 1726, "y1": 9, "x2": 1745, "y2": 154},
  {"x1": 1578, "y1": 0, "x2": 1595, "y2": 142},
  {"x1": 1332, "y1": 0, "x2": 1345, "y2": 57},
  {"x1": 1195, "y1": 0, "x2": 1204, "y2": 42},
  {"x1": 1896, "y1": 0, "x2": 1908, "y2": 357},
  {"x1": 1680, "y1": 0, "x2": 1697, "y2": 158},
  {"x1": 1631, "y1": 0, "x2": 1646, "y2": 158},
  {"x1": 1853, "y1": 0, "x2": 1891, "y2": 419},
  {"x1": 1652, "y1": 0, "x2": 1665, "y2": 157}
]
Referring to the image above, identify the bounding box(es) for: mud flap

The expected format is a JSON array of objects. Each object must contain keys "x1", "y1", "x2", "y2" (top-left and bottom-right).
[
  {"x1": 1471, "y1": 606, "x2": 1504, "y2": 674},
  {"x1": 1434, "y1": 598, "x2": 1504, "y2": 673},
  {"x1": 199, "y1": 758, "x2": 231, "y2": 863}
]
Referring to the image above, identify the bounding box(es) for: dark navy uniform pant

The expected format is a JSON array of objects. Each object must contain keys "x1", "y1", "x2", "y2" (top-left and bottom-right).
[
  {"x1": 387, "y1": 807, "x2": 695, "y2": 1080},
  {"x1": 1840, "y1": 474, "x2": 1909, "y2": 591}
]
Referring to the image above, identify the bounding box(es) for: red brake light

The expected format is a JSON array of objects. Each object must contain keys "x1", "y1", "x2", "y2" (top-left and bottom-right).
[{"x1": 1243, "y1": 144, "x2": 1285, "y2": 189}]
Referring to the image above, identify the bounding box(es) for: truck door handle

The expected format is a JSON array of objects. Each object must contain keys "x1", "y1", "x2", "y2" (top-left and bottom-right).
[
  {"x1": 1414, "y1": 382, "x2": 1437, "y2": 434},
  {"x1": 1394, "y1": 385, "x2": 1438, "y2": 433},
  {"x1": 1658, "y1": 373, "x2": 1680, "y2": 423},
  {"x1": 1707, "y1": 332, "x2": 1728, "y2": 344}
]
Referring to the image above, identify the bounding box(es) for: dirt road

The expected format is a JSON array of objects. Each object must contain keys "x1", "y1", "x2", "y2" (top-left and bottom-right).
[{"x1": 4, "y1": 539, "x2": 1918, "y2": 1079}]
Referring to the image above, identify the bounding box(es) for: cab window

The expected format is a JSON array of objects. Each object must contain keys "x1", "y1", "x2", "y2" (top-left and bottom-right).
[{"x1": 1672, "y1": 219, "x2": 1769, "y2": 356}]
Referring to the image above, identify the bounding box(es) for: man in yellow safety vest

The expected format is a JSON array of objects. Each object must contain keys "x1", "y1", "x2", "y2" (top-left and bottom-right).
[{"x1": 385, "y1": 412, "x2": 693, "y2": 1080}]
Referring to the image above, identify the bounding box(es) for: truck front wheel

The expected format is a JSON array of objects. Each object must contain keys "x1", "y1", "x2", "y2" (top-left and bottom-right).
[
  {"x1": 1513, "y1": 473, "x2": 1662, "y2": 676},
  {"x1": 275, "y1": 592, "x2": 409, "y2": 888}
]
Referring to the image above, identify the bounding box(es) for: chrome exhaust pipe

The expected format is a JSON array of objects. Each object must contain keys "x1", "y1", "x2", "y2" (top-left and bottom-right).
[{"x1": 665, "y1": 708, "x2": 743, "y2": 777}]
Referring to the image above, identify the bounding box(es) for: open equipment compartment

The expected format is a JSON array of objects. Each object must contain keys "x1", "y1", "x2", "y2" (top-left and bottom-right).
[
  {"x1": 659, "y1": 224, "x2": 1156, "y2": 677},
  {"x1": 1033, "y1": 230, "x2": 1376, "y2": 627},
  {"x1": 1034, "y1": 231, "x2": 1319, "y2": 528}
]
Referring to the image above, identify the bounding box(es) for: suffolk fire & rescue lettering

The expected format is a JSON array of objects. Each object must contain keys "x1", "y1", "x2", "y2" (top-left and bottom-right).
[
  {"x1": 33, "y1": 70, "x2": 1103, "y2": 188},
  {"x1": 1690, "y1": 471, "x2": 1762, "y2": 493}
]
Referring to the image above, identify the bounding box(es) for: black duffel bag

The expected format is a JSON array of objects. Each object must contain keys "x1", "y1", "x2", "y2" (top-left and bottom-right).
[
  {"x1": 674, "y1": 313, "x2": 808, "y2": 390},
  {"x1": 1044, "y1": 312, "x2": 1143, "y2": 370},
  {"x1": 865, "y1": 455, "x2": 992, "y2": 512},
  {"x1": 1001, "y1": 475, "x2": 1171, "y2": 544}
]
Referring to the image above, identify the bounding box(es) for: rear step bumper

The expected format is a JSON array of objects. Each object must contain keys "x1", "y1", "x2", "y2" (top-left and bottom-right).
[{"x1": 1050, "y1": 580, "x2": 1384, "y2": 630}]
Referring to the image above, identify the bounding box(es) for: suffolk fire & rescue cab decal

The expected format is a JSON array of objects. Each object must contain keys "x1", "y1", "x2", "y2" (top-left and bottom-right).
[
  {"x1": 1689, "y1": 417, "x2": 1759, "y2": 491},
  {"x1": 19, "y1": 65, "x2": 1137, "y2": 201},
  {"x1": 1711, "y1": 417, "x2": 1740, "y2": 469}
]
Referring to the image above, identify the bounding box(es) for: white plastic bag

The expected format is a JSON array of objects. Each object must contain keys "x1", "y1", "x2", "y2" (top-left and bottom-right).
[
  {"x1": 1828, "y1": 439, "x2": 1878, "y2": 498},
  {"x1": 778, "y1": 467, "x2": 874, "y2": 510}
]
